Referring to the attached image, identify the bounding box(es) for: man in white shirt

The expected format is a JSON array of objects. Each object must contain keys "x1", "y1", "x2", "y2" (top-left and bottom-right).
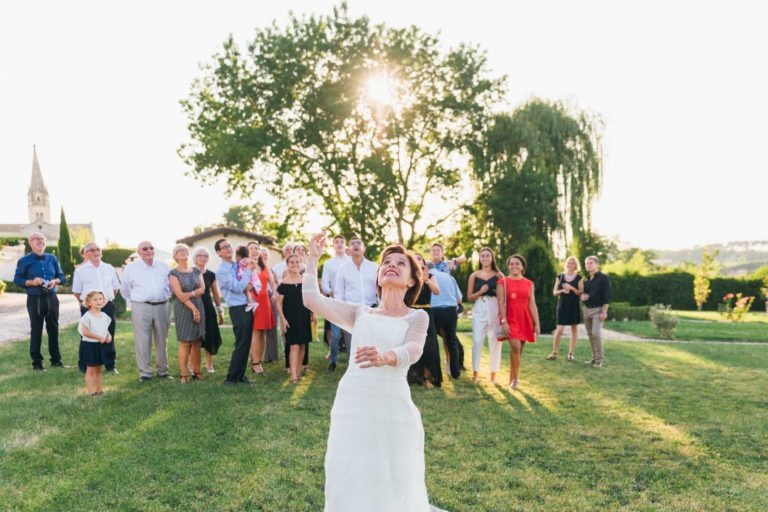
[
  {"x1": 334, "y1": 236, "x2": 378, "y2": 365},
  {"x1": 121, "y1": 241, "x2": 173, "y2": 381},
  {"x1": 321, "y1": 235, "x2": 351, "y2": 371},
  {"x1": 72, "y1": 241, "x2": 121, "y2": 374}
]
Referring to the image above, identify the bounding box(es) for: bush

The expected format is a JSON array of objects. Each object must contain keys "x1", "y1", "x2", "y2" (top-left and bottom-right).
[
  {"x1": 101, "y1": 248, "x2": 134, "y2": 268},
  {"x1": 649, "y1": 304, "x2": 679, "y2": 339},
  {"x1": 519, "y1": 239, "x2": 558, "y2": 334},
  {"x1": 610, "y1": 272, "x2": 766, "y2": 311},
  {"x1": 113, "y1": 294, "x2": 128, "y2": 319},
  {"x1": 2, "y1": 280, "x2": 25, "y2": 294},
  {"x1": 608, "y1": 304, "x2": 651, "y2": 321},
  {"x1": 0, "y1": 280, "x2": 5, "y2": 294}
]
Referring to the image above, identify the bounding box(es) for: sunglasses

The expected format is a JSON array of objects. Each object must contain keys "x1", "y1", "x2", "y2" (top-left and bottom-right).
[{"x1": 140, "y1": 246, "x2": 154, "y2": 251}]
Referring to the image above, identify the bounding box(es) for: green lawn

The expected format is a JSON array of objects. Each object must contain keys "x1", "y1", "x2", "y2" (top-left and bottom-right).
[
  {"x1": 606, "y1": 318, "x2": 768, "y2": 342},
  {"x1": 1, "y1": 324, "x2": 767, "y2": 511}
]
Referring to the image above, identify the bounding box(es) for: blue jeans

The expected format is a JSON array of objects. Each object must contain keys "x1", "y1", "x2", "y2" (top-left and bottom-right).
[{"x1": 329, "y1": 322, "x2": 344, "y2": 364}]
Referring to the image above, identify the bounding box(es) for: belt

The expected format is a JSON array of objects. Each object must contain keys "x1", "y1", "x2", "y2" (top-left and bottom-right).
[
  {"x1": 412, "y1": 304, "x2": 431, "y2": 309},
  {"x1": 142, "y1": 300, "x2": 168, "y2": 306}
]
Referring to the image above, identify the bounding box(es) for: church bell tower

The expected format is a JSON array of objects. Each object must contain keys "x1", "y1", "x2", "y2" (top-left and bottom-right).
[{"x1": 28, "y1": 145, "x2": 51, "y2": 224}]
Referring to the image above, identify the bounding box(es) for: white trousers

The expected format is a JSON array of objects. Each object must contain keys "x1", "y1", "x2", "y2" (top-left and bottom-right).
[{"x1": 471, "y1": 296, "x2": 502, "y2": 372}]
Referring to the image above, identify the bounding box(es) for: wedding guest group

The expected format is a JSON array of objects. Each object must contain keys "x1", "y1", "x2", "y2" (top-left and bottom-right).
[{"x1": 14, "y1": 227, "x2": 615, "y2": 399}]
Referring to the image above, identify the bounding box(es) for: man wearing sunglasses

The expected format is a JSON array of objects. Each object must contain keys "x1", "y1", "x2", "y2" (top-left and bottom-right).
[
  {"x1": 13, "y1": 232, "x2": 67, "y2": 371},
  {"x1": 121, "y1": 241, "x2": 173, "y2": 381}
]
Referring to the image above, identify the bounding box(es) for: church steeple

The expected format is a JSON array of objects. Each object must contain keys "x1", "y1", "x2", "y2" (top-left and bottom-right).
[{"x1": 28, "y1": 145, "x2": 51, "y2": 224}]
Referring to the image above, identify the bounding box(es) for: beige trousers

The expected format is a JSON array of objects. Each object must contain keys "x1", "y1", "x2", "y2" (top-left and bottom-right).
[
  {"x1": 583, "y1": 306, "x2": 604, "y2": 363},
  {"x1": 131, "y1": 301, "x2": 170, "y2": 378}
]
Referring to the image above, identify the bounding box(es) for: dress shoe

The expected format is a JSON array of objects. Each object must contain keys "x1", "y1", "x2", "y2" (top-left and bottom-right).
[
  {"x1": 238, "y1": 377, "x2": 256, "y2": 385},
  {"x1": 158, "y1": 374, "x2": 174, "y2": 380},
  {"x1": 223, "y1": 379, "x2": 238, "y2": 386},
  {"x1": 139, "y1": 376, "x2": 152, "y2": 382},
  {"x1": 32, "y1": 365, "x2": 47, "y2": 372},
  {"x1": 328, "y1": 362, "x2": 337, "y2": 372},
  {"x1": 51, "y1": 362, "x2": 70, "y2": 368},
  {"x1": 593, "y1": 361, "x2": 604, "y2": 368}
]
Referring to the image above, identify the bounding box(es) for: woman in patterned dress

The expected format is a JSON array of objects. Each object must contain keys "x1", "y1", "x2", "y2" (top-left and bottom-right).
[
  {"x1": 169, "y1": 244, "x2": 206, "y2": 383},
  {"x1": 499, "y1": 254, "x2": 540, "y2": 390}
]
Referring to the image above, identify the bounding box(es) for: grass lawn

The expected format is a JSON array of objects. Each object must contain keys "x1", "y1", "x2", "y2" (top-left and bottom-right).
[
  {"x1": 1, "y1": 323, "x2": 767, "y2": 511},
  {"x1": 606, "y1": 317, "x2": 768, "y2": 342}
]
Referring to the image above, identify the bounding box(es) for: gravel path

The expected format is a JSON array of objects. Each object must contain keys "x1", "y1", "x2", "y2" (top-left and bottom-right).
[{"x1": 0, "y1": 292, "x2": 81, "y2": 345}]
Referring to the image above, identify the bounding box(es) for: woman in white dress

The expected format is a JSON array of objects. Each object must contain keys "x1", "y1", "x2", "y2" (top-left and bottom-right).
[{"x1": 302, "y1": 233, "x2": 446, "y2": 512}]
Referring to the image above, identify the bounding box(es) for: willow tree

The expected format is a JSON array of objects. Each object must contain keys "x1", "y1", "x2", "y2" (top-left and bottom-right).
[
  {"x1": 179, "y1": 4, "x2": 503, "y2": 252},
  {"x1": 471, "y1": 99, "x2": 603, "y2": 257}
]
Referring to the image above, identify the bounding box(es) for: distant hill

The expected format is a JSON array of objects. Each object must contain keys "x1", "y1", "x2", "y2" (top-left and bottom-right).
[{"x1": 654, "y1": 241, "x2": 768, "y2": 276}]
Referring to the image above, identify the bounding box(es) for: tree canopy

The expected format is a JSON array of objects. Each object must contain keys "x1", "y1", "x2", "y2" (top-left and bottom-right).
[
  {"x1": 471, "y1": 99, "x2": 603, "y2": 257},
  {"x1": 180, "y1": 3, "x2": 504, "y2": 252}
]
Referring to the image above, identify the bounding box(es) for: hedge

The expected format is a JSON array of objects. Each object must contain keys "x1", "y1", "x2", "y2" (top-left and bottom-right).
[{"x1": 610, "y1": 272, "x2": 766, "y2": 311}]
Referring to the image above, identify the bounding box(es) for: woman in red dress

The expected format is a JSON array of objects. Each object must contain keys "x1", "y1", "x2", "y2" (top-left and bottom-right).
[
  {"x1": 499, "y1": 254, "x2": 540, "y2": 390},
  {"x1": 248, "y1": 242, "x2": 277, "y2": 374}
]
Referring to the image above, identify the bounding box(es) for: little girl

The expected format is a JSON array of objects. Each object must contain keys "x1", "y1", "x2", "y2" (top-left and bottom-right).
[
  {"x1": 78, "y1": 290, "x2": 112, "y2": 396},
  {"x1": 235, "y1": 246, "x2": 260, "y2": 312}
]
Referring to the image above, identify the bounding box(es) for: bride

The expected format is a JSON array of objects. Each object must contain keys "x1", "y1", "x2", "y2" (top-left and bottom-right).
[{"x1": 302, "y1": 233, "x2": 447, "y2": 512}]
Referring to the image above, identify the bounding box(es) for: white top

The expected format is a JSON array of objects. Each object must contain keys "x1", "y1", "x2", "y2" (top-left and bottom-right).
[
  {"x1": 303, "y1": 273, "x2": 426, "y2": 368},
  {"x1": 72, "y1": 260, "x2": 121, "y2": 302},
  {"x1": 78, "y1": 311, "x2": 112, "y2": 343},
  {"x1": 272, "y1": 260, "x2": 288, "y2": 285},
  {"x1": 334, "y1": 258, "x2": 378, "y2": 306},
  {"x1": 120, "y1": 259, "x2": 172, "y2": 303},
  {"x1": 321, "y1": 254, "x2": 351, "y2": 296}
]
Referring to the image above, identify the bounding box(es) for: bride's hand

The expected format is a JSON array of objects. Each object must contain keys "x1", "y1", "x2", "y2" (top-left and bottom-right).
[
  {"x1": 308, "y1": 232, "x2": 326, "y2": 259},
  {"x1": 355, "y1": 346, "x2": 390, "y2": 368}
]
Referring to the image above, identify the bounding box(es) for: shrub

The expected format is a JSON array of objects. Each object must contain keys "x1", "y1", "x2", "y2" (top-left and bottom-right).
[
  {"x1": 718, "y1": 293, "x2": 755, "y2": 322},
  {"x1": 519, "y1": 239, "x2": 558, "y2": 334},
  {"x1": 608, "y1": 304, "x2": 651, "y2": 321},
  {"x1": 101, "y1": 248, "x2": 134, "y2": 268},
  {"x1": 2, "y1": 281, "x2": 25, "y2": 293},
  {"x1": 113, "y1": 294, "x2": 128, "y2": 319},
  {"x1": 0, "y1": 280, "x2": 5, "y2": 294},
  {"x1": 649, "y1": 304, "x2": 679, "y2": 339}
]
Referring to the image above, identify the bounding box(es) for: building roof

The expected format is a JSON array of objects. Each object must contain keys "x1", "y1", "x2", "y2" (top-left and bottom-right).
[{"x1": 176, "y1": 226, "x2": 278, "y2": 247}]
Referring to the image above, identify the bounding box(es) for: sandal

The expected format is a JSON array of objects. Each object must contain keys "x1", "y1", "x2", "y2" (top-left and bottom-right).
[
  {"x1": 252, "y1": 362, "x2": 264, "y2": 375},
  {"x1": 546, "y1": 352, "x2": 557, "y2": 361},
  {"x1": 567, "y1": 353, "x2": 575, "y2": 362},
  {"x1": 192, "y1": 372, "x2": 204, "y2": 381},
  {"x1": 180, "y1": 375, "x2": 189, "y2": 384}
]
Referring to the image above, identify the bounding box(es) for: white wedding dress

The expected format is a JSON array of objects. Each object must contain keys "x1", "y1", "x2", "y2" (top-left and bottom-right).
[{"x1": 303, "y1": 274, "x2": 447, "y2": 512}]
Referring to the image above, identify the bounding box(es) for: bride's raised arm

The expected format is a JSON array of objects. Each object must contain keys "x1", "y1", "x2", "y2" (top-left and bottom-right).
[{"x1": 302, "y1": 233, "x2": 359, "y2": 333}]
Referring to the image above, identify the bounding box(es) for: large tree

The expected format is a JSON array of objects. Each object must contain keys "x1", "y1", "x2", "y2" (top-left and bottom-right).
[
  {"x1": 471, "y1": 99, "x2": 604, "y2": 257},
  {"x1": 57, "y1": 208, "x2": 74, "y2": 278},
  {"x1": 180, "y1": 3, "x2": 503, "y2": 252}
]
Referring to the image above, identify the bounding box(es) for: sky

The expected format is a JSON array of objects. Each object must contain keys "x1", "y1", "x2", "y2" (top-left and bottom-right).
[{"x1": 1, "y1": 0, "x2": 766, "y2": 251}]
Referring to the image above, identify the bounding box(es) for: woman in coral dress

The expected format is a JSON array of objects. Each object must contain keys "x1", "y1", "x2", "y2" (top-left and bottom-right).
[
  {"x1": 302, "y1": 233, "x2": 447, "y2": 512},
  {"x1": 500, "y1": 254, "x2": 540, "y2": 390},
  {"x1": 249, "y1": 242, "x2": 276, "y2": 375}
]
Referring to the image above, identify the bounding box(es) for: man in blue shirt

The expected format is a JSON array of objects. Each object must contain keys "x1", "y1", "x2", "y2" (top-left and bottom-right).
[
  {"x1": 430, "y1": 269, "x2": 464, "y2": 378},
  {"x1": 13, "y1": 232, "x2": 67, "y2": 371},
  {"x1": 215, "y1": 238, "x2": 256, "y2": 385}
]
